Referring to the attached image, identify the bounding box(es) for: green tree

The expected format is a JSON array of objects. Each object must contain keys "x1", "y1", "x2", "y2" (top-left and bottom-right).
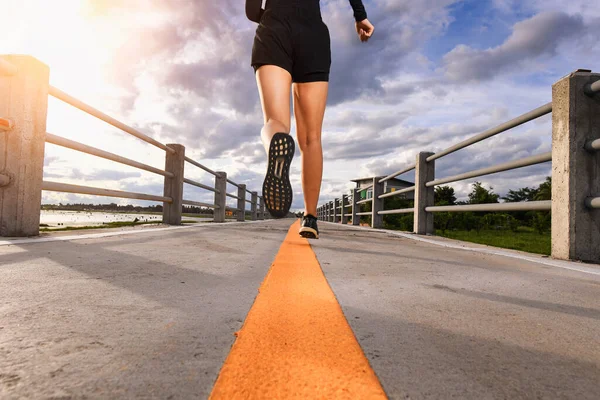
[
  {"x1": 468, "y1": 182, "x2": 500, "y2": 204},
  {"x1": 502, "y1": 187, "x2": 539, "y2": 202},
  {"x1": 435, "y1": 186, "x2": 456, "y2": 206},
  {"x1": 535, "y1": 177, "x2": 552, "y2": 201}
]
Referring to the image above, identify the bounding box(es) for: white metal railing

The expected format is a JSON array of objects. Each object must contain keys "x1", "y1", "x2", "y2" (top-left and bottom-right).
[{"x1": 0, "y1": 55, "x2": 267, "y2": 237}]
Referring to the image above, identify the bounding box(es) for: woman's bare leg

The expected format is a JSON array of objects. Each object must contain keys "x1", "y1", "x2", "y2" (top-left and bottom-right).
[
  {"x1": 293, "y1": 81, "x2": 328, "y2": 217},
  {"x1": 255, "y1": 65, "x2": 292, "y2": 152}
]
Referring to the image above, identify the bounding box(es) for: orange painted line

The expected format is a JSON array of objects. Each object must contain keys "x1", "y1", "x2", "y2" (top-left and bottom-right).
[
  {"x1": 0, "y1": 117, "x2": 13, "y2": 131},
  {"x1": 209, "y1": 220, "x2": 387, "y2": 399}
]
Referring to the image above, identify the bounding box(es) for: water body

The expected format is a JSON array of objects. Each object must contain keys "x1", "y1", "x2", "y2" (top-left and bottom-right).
[{"x1": 40, "y1": 210, "x2": 214, "y2": 228}]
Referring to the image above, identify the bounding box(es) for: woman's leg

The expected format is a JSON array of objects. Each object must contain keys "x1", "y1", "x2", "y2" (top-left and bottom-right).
[
  {"x1": 255, "y1": 65, "x2": 293, "y2": 152},
  {"x1": 293, "y1": 81, "x2": 328, "y2": 217}
]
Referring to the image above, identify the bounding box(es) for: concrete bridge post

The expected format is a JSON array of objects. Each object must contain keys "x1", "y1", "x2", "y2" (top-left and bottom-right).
[
  {"x1": 329, "y1": 201, "x2": 334, "y2": 222},
  {"x1": 0, "y1": 55, "x2": 50, "y2": 237},
  {"x1": 162, "y1": 144, "x2": 185, "y2": 225},
  {"x1": 333, "y1": 198, "x2": 339, "y2": 223},
  {"x1": 214, "y1": 172, "x2": 227, "y2": 222},
  {"x1": 251, "y1": 191, "x2": 258, "y2": 221},
  {"x1": 372, "y1": 178, "x2": 384, "y2": 229},
  {"x1": 341, "y1": 195, "x2": 349, "y2": 224},
  {"x1": 414, "y1": 152, "x2": 435, "y2": 235},
  {"x1": 237, "y1": 184, "x2": 246, "y2": 222},
  {"x1": 259, "y1": 196, "x2": 265, "y2": 220},
  {"x1": 552, "y1": 70, "x2": 600, "y2": 262},
  {"x1": 352, "y1": 188, "x2": 359, "y2": 226}
]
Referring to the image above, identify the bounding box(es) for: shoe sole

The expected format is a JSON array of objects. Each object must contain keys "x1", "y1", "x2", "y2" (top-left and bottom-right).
[
  {"x1": 299, "y1": 227, "x2": 319, "y2": 239},
  {"x1": 263, "y1": 133, "x2": 295, "y2": 219}
]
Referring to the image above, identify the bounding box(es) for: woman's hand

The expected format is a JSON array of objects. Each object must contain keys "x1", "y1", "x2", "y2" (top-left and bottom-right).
[{"x1": 355, "y1": 19, "x2": 374, "y2": 42}]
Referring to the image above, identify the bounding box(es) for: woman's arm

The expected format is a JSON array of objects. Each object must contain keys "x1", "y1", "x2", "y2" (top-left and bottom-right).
[
  {"x1": 349, "y1": 0, "x2": 367, "y2": 22},
  {"x1": 246, "y1": 0, "x2": 264, "y2": 23}
]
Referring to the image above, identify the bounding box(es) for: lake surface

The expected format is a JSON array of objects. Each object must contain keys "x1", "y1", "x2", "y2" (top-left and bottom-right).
[{"x1": 40, "y1": 210, "x2": 214, "y2": 228}]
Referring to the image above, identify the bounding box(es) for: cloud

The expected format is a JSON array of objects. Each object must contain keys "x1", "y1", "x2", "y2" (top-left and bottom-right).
[{"x1": 443, "y1": 11, "x2": 586, "y2": 82}]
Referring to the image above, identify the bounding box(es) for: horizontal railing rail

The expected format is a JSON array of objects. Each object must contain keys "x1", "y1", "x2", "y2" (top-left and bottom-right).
[
  {"x1": 426, "y1": 152, "x2": 552, "y2": 188},
  {"x1": 379, "y1": 186, "x2": 415, "y2": 199},
  {"x1": 317, "y1": 70, "x2": 600, "y2": 263},
  {"x1": 42, "y1": 181, "x2": 172, "y2": 203},
  {"x1": 0, "y1": 55, "x2": 268, "y2": 237},
  {"x1": 427, "y1": 102, "x2": 552, "y2": 163},
  {"x1": 426, "y1": 201, "x2": 552, "y2": 213},
  {"x1": 49, "y1": 86, "x2": 175, "y2": 154},
  {"x1": 182, "y1": 199, "x2": 220, "y2": 209},
  {"x1": 46, "y1": 132, "x2": 174, "y2": 178},
  {"x1": 184, "y1": 156, "x2": 217, "y2": 176},
  {"x1": 183, "y1": 178, "x2": 218, "y2": 194}
]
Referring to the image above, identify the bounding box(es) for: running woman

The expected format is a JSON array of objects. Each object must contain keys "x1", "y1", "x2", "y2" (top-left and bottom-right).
[{"x1": 246, "y1": 0, "x2": 374, "y2": 239}]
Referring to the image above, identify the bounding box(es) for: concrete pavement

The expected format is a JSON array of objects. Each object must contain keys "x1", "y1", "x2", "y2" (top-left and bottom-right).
[{"x1": 1, "y1": 220, "x2": 599, "y2": 399}]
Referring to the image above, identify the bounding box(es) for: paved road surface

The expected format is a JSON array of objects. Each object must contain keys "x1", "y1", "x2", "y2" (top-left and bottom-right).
[{"x1": 0, "y1": 220, "x2": 598, "y2": 399}]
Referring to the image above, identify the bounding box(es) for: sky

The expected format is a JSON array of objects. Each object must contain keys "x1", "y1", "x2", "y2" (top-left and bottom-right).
[{"x1": 2, "y1": 0, "x2": 599, "y2": 211}]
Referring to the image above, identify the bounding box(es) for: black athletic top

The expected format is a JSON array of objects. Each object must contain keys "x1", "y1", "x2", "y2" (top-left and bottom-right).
[{"x1": 246, "y1": 0, "x2": 367, "y2": 23}]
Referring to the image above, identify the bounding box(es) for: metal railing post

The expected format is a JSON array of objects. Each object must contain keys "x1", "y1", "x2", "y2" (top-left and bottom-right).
[
  {"x1": 0, "y1": 55, "x2": 50, "y2": 237},
  {"x1": 214, "y1": 172, "x2": 227, "y2": 222},
  {"x1": 372, "y1": 178, "x2": 384, "y2": 229},
  {"x1": 237, "y1": 184, "x2": 247, "y2": 222},
  {"x1": 259, "y1": 196, "x2": 265, "y2": 220},
  {"x1": 341, "y1": 195, "x2": 349, "y2": 224},
  {"x1": 414, "y1": 152, "x2": 435, "y2": 234},
  {"x1": 334, "y1": 198, "x2": 339, "y2": 223},
  {"x1": 251, "y1": 191, "x2": 258, "y2": 221},
  {"x1": 352, "y1": 188, "x2": 359, "y2": 226},
  {"x1": 162, "y1": 144, "x2": 185, "y2": 225},
  {"x1": 552, "y1": 70, "x2": 600, "y2": 262}
]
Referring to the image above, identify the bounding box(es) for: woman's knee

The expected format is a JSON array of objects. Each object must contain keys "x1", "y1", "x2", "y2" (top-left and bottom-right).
[{"x1": 297, "y1": 132, "x2": 322, "y2": 152}]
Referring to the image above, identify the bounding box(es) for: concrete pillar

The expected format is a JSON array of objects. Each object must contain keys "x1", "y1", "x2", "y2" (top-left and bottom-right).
[
  {"x1": 552, "y1": 70, "x2": 600, "y2": 262},
  {"x1": 325, "y1": 202, "x2": 330, "y2": 222},
  {"x1": 329, "y1": 201, "x2": 334, "y2": 222},
  {"x1": 259, "y1": 196, "x2": 265, "y2": 220},
  {"x1": 251, "y1": 191, "x2": 258, "y2": 221},
  {"x1": 333, "y1": 198, "x2": 339, "y2": 223},
  {"x1": 414, "y1": 152, "x2": 435, "y2": 235},
  {"x1": 0, "y1": 55, "x2": 50, "y2": 237},
  {"x1": 372, "y1": 178, "x2": 384, "y2": 229},
  {"x1": 341, "y1": 195, "x2": 349, "y2": 225},
  {"x1": 162, "y1": 144, "x2": 185, "y2": 225},
  {"x1": 352, "y1": 188, "x2": 359, "y2": 226},
  {"x1": 214, "y1": 172, "x2": 227, "y2": 223},
  {"x1": 237, "y1": 184, "x2": 246, "y2": 222}
]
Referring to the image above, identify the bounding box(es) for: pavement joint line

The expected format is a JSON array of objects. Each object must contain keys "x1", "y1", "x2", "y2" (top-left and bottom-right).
[
  {"x1": 321, "y1": 222, "x2": 600, "y2": 277},
  {"x1": 0, "y1": 220, "x2": 270, "y2": 247},
  {"x1": 209, "y1": 220, "x2": 388, "y2": 399}
]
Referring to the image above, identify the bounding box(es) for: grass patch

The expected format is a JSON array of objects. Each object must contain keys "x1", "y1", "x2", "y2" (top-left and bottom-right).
[
  {"x1": 40, "y1": 220, "x2": 198, "y2": 232},
  {"x1": 436, "y1": 227, "x2": 550, "y2": 255}
]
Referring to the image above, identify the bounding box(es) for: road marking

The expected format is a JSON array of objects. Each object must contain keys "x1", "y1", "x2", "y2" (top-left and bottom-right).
[
  {"x1": 321, "y1": 222, "x2": 600, "y2": 277},
  {"x1": 209, "y1": 220, "x2": 387, "y2": 399}
]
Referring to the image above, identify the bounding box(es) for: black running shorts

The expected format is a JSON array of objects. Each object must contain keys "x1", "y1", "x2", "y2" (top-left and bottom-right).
[{"x1": 251, "y1": 6, "x2": 331, "y2": 83}]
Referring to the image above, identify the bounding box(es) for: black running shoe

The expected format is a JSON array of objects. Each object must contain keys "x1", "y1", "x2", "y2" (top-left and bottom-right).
[
  {"x1": 299, "y1": 214, "x2": 319, "y2": 239},
  {"x1": 263, "y1": 132, "x2": 295, "y2": 219}
]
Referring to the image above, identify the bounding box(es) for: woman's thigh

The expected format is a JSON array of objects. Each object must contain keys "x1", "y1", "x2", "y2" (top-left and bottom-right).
[
  {"x1": 293, "y1": 81, "x2": 329, "y2": 147},
  {"x1": 256, "y1": 65, "x2": 293, "y2": 130}
]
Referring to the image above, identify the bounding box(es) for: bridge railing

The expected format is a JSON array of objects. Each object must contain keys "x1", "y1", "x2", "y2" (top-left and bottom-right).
[
  {"x1": 318, "y1": 69, "x2": 600, "y2": 263},
  {"x1": 0, "y1": 55, "x2": 266, "y2": 237}
]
